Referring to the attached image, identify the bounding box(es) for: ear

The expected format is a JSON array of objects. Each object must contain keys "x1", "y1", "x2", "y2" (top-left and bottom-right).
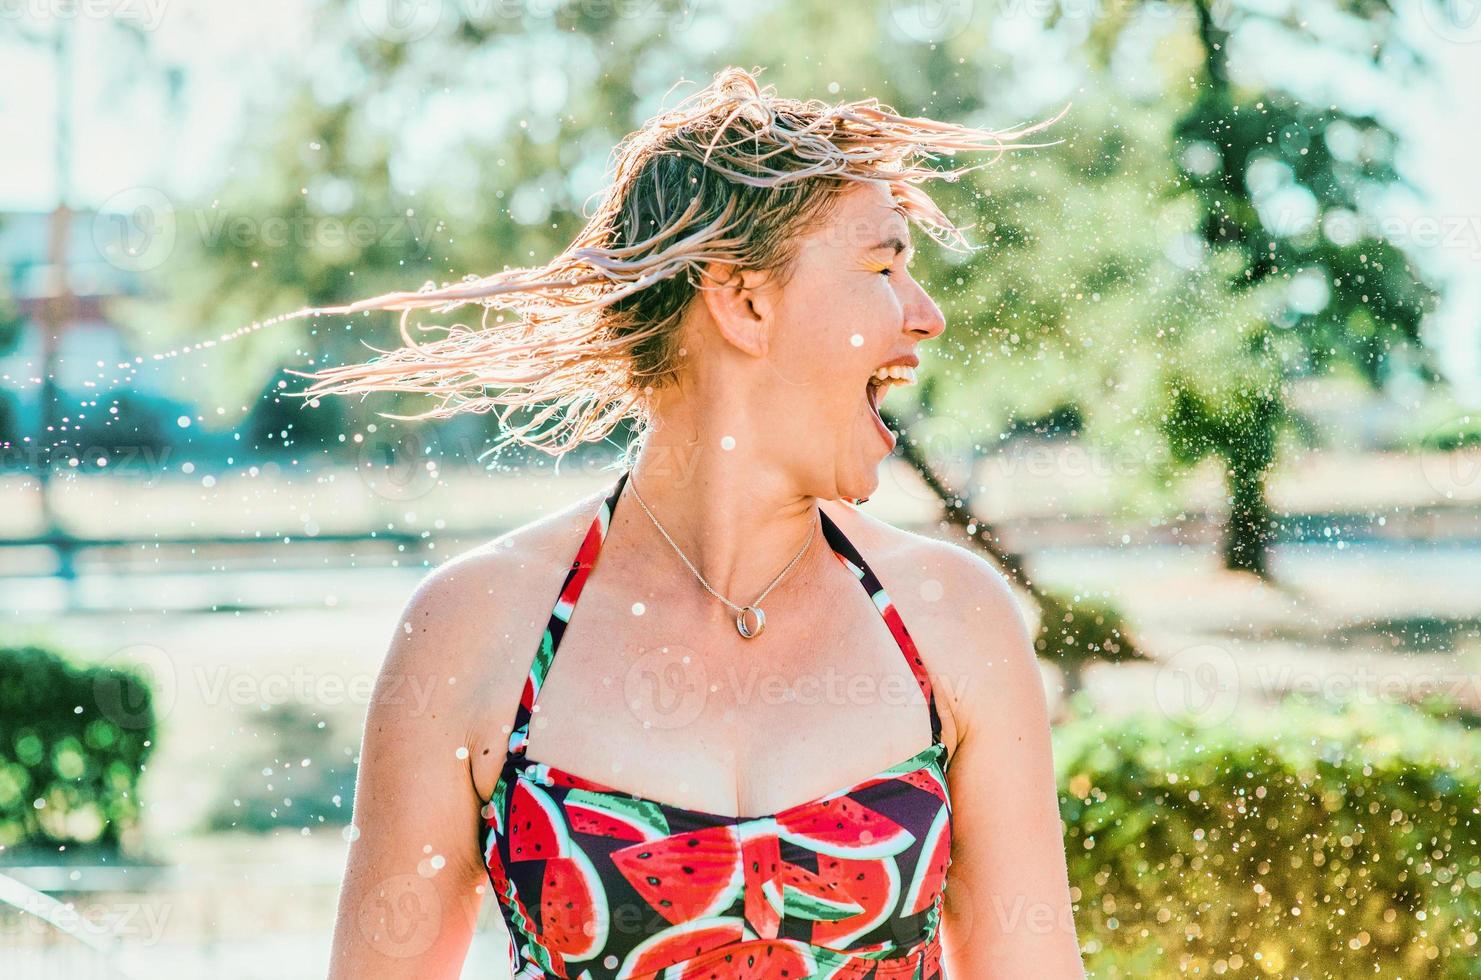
[{"x1": 696, "y1": 260, "x2": 775, "y2": 359}]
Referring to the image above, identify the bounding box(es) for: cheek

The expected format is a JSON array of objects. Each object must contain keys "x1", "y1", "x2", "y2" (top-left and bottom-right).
[{"x1": 773, "y1": 274, "x2": 893, "y2": 400}]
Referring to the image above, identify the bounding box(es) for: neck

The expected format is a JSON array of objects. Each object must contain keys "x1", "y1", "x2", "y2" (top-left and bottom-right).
[{"x1": 624, "y1": 414, "x2": 827, "y2": 608}]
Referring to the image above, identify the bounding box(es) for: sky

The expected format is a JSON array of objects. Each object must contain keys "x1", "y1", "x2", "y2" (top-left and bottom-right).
[{"x1": 1, "y1": 1, "x2": 1478, "y2": 396}]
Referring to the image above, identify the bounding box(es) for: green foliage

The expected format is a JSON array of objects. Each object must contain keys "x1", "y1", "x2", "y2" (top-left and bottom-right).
[
  {"x1": 205, "y1": 704, "x2": 356, "y2": 833},
  {"x1": 55, "y1": 389, "x2": 181, "y2": 462},
  {"x1": 146, "y1": 0, "x2": 1444, "y2": 570},
  {"x1": 0, "y1": 388, "x2": 18, "y2": 451},
  {"x1": 0, "y1": 645, "x2": 156, "y2": 856},
  {"x1": 1055, "y1": 697, "x2": 1481, "y2": 977},
  {"x1": 245, "y1": 369, "x2": 350, "y2": 456},
  {"x1": 0, "y1": 288, "x2": 20, "y2": 360},
  {"x1": 121, "y1": 0, "x2": 699, "y2": 413},
  {"x1": 1035, "y1": 592, "x2": 1138, "y2": 672},
  {"x1": 1414, "y1": 412, "x2": 1481, "y2": 453}
]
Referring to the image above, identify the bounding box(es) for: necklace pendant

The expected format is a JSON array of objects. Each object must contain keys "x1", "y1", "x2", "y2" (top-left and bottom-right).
[{"x1": 736, "y1": 605, "x2": 765, "y2": 639}]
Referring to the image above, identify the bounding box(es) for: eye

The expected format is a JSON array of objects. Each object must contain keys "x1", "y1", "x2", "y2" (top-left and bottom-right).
[{"x1": 877, "y1": 267, "x2": 894, "y2": 278}]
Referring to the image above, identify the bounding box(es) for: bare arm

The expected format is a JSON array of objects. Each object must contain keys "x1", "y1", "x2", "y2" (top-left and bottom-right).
[
  {"x1": 933, "y1": 549, "x2": 1086, "y2": 978},
  {"x1": 327, "y1": 560, "x2": 496, "y2": 979}
]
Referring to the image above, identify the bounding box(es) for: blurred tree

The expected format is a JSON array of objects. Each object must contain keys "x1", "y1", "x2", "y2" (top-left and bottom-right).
[
  {"x1": 116, "y1": 0, "x2": 702, "y2": 446},
  {"x1": 1096, "y1": 0, "x2": 1435, "y2": 574},
  {"x1": 141, "y1": 0, "x2": 1439, "y2": 585},
  {"x1": 0, "y1": 227, "x2": 18, "y2": 452},
  {"x1": 838, "y1": 0, "x2": 1439, "y2": 578}
]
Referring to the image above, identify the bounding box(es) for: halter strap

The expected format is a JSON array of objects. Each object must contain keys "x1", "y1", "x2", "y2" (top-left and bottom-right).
[{"x1": 506, "y1": 470, "x2": 944, "y2": 756}]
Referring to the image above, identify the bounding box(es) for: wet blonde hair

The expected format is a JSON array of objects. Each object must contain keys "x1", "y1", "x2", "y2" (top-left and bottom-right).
[{"x1": 283, "y1": 66, "x2": 1064, "y2": 464}]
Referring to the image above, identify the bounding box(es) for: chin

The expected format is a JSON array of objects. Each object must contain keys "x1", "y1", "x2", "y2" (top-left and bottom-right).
[{"x1": 835, "y1": 463, "x2": 883, "y2": 505}]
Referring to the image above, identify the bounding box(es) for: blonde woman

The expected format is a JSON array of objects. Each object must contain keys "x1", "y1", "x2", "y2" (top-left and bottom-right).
[{"x1": 311, "y1": 67, "x2": 1083, "y2": 979}]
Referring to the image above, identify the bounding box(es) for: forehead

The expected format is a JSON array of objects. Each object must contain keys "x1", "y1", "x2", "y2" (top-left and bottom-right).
[{"x1": 808, "y1": 180, "x2": 910, "y2": 251}]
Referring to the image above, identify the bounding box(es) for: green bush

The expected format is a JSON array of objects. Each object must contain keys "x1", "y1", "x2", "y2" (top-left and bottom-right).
[
  {"x1": 1056, "y1": 696, "x2": 1481, "y2": 978},
  {"x1": 1413, "y1": 413, "x2": 1481, "y2": 453},
  {"x1": 0, "y1": 645, "x2": 156, "y2": 856}
]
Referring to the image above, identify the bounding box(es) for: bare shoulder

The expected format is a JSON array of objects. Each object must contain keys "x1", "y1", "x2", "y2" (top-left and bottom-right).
[
  {"x1": 824, "y1": 500, "x2": 1027, "y2": 635},
  {"x1": 416, "y1": 481, "x2": 607, "y2": 608},
  {"x1": 823, "y1": 501, "x2": 1041, "y2": 748},
  {"x1": 329, "y1": 484, "x2": 613, "y2": 975},
  {"x1": 383, "y1": 482, "x2": 612, "y2": 728}
]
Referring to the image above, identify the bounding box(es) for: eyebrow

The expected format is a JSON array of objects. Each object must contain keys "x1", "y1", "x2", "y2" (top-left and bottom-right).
[{"x1": 868, "y1": 236, "x2": 914, "y2": 259}]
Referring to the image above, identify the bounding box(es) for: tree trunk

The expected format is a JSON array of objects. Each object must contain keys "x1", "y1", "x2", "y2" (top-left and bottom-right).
[{"x1": 1222, "y1": 461, "x2": 1273, "y2": 578}]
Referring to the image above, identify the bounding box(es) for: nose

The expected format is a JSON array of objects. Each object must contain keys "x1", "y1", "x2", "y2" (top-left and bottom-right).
[{"x1": 904, "y1": 277, "x2": 946, "y2": 341}]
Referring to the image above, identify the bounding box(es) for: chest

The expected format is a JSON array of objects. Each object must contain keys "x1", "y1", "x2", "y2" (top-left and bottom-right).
[{"x1": 471, "y1": 543, "x2": 946, "y2": 819}]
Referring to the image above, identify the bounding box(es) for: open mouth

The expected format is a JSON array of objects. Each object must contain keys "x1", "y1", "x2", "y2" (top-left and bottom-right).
[{"x1": 863, "y1": 364, "x2": 917, "y2": 438}]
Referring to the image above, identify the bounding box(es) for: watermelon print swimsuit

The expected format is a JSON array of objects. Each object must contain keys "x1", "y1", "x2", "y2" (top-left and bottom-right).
[{"x1": 479, "y1": 470, "x2": 954, "y2": 978}]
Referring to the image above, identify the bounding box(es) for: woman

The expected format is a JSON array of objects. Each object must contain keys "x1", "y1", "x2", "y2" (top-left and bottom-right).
[{"x1": 312, "y1": 67, "x2": 1083, "y2": 978}]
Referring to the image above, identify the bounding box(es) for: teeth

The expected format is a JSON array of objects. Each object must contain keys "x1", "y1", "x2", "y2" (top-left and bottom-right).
[{"x1": 869, "y1": 364, "x2": 917, "y2": 386}]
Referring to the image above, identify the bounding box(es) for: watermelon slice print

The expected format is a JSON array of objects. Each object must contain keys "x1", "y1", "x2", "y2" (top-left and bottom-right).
[
  {"x1": 564, "y1": 789, "x2": 670, "y2": 842},
  {"x1": 900, "y1": 803, "x2": 951, "y2": 916},
  {"x1": 611, "y1": 824, "x2": 744, "y2": 926},
  {"x1": 513, "y1": 961, "x2": 551, "y2": 980},
  {"x1": 617, "y1": 915, "x2": 746, "y2": 978},
  {"x1": 815, "y1": 946, "x2": 929, "y2": 980},
  {"x1": 520, "y1": 933, "x2": 566, "y2": 976},
  {"x1": 670, "y1": 937, "x2": 818, "y2": 978},
  {"x1": 776, "y1": 855, "x2": 867, "y2": 925},
  {"x1": 482, "y1": 773, "x2": 510, "y2": 838},
  {"x1": 540, "y1": 838, "x2": 610, "y2": 960},
  {"x1": 775, "y1": 796, "x2": 915, "y2": 858},
  {"x1": 827, "y1": 751, "x2": 948, "y2": 815},
  {"x1": 789, "y1": 855, "x2": 900, "y2": 949},
  {"x1": 508, "y1": 777, "x2": 572, "y2": 862},
  {"x1": 921, "y1": 933, "x2": 944, "y2": 978},
  {"x1": 815, "y1": 959, "x2": 875, "y2": 980},
  {"x1": 739, "y1": 821, "x2": 784, "y2": 940},
  {"x1": 896, "y1": 764, "x2": 949, "y2": 808}
]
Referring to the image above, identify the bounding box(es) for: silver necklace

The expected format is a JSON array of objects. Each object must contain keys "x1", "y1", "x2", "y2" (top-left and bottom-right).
[{"x1": 625, "y1": 471, "x2": 817, "y2": 639}]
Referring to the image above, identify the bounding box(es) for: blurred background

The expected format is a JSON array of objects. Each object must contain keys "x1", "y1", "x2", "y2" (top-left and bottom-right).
[{"x1": 2, "y1": 1, "x2": 1480, "y2": 977}]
